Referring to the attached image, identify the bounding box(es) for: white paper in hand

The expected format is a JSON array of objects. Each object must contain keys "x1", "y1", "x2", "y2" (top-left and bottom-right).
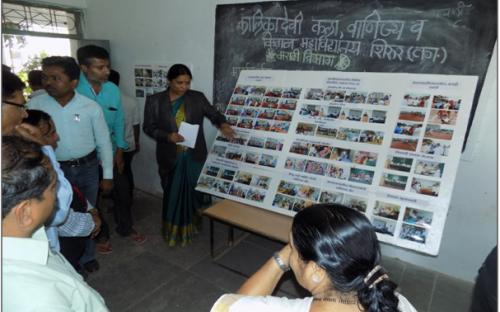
[{"x1": 177, "y1": 122, "x2": 199, "y2": 149}]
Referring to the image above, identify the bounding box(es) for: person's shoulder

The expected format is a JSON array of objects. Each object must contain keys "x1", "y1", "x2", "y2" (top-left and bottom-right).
[
  {"x1": 73, "y1": 93, "x2": 103, "y2": 111},
  {"x1": 186, "y1": 89, "x2": 207, "y2": 99},
  {"x1": 396, "y1": 293, "x2": 418, "y2": 312},
  {"x1": 211, "y1": 294, "x2": 312, "y2": 312},
  {"x1": 74, "y1": 92, "x2": 97, "y2": 105},
  {"x1": 146, "y1": 90, "x2": 168, "y2": 102},
  {"x1": 185, "y1": 90, "x2": 210, "y2": 106},
  {"x1": 103, "y1": 81, "x2": 120, "y2": 94},
  {"x1": 27, "y1": 93, "x2": 53, "y2": 107},
  {"x1": 34, "y1": 92, "x2": 52, "y2": 101},
  {"x1": 3, "y1": 258, "x2": 76, "y2": 294},
  {"x1": 3, "y1": 260, "x2": 105, "y2": 310},
  {"x1": 187, "y1": 89, "x2": 204, "y2": 95}
]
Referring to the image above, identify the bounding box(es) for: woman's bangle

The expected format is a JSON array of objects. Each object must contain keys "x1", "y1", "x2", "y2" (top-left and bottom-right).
[{"x1": 273, "y1": 252, "x2": 290, "y2": 272}]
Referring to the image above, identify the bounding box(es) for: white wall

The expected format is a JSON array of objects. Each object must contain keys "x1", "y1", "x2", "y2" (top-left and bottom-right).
[{"x1": 76, "y1": 0, "x2": 496, "y2": 282}]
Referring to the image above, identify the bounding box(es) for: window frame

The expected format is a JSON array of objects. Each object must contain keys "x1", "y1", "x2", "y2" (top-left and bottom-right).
[{"x1": 2, "y1": 0, "x2": 84, "y2": 40}]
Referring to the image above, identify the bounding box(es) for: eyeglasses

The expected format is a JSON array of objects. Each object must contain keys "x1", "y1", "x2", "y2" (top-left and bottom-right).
[{"x1": 2, "y1": 100, "x2": 27, "y2": 110}]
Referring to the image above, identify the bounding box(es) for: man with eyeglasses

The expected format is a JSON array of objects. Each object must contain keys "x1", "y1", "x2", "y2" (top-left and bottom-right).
[
  {"x1": 2, "y1": 68, "x2": 73, "y2": 254},
  {"x1": 2, "y1": 69, "x2": 28, "y2": 133}
]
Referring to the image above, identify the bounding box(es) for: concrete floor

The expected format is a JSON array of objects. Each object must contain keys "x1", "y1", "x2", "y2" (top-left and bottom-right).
[{"x1": 86, "y1": 190, "x2": 474, "y2": 312}]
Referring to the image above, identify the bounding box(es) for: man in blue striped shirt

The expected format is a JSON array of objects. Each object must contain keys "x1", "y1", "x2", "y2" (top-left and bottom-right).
[{"x1": 23, "y1": 109, "x2": 104, "y2": 269}]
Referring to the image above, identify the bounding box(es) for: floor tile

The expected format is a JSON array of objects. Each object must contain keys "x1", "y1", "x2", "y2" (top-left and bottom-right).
[
  {"x1": 126, "y1": 270, "x2": 225, "y2": 312},
  {"x1": 243, "y1": 233, "x2": 287, "y2": 252},
  {"x1": 398, "y1": 263, "x2": 438, "y2": 312},
  {"x1": 145, "y1": 223, "x2": 230, "y2": 270},
  {"x1": 87, "y1": 251, "x2": 184, "y2": 311},
  {"x1": 381, "y1": 256, "x2": 407, "y2": 285},
  {"x1": 429, "y1": 274, "x2": 473, "y2": 312},
  {"x1": 190, "y1": 256, "x2": 248, "y2": 292},
  {"x1": 216, "y1": 240, "x2": 273, "y2": 276},
  {"x1": 89, "y1": 230, "x2": 152, "y2": 273}
]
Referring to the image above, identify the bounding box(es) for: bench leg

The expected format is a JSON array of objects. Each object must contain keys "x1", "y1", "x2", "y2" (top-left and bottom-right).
[
  {"x1": 228, "y1": 226, "x2": 234, "y2": 247},
  {"x1": 210, "y1": 218, "x2": 215, "y2": 258}
]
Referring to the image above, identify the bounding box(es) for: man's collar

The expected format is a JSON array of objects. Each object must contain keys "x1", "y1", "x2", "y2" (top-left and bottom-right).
[
  {"x1": 28, "y1": 89, "x2": 47, "y2": 99},
  {"x1": 79, "y1": 72, "x2": 92, "y2": 87},
  {"x1": 2, "y1": 227, "x2": 49, "y2": 265},
  {"x1": 79, "y1": 72, "x2": 103, "y2": 96},
  {"x1": 54, "y1": 91, "x2": 77, "y2": 107}
]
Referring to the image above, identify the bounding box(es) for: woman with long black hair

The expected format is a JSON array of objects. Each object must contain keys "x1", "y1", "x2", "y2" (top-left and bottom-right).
[{"x1": 212, "y1": 203, "x2": 416, "y2": 312}]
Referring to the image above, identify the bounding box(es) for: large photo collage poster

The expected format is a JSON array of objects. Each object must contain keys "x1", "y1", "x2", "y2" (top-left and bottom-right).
[{"x1": 196, "y1": 70, "x2": 477, "y2": 255}]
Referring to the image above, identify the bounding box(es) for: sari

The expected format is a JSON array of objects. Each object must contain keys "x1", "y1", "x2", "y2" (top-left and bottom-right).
[{"x1": 161, "y1": 96, "x2": 204, "y2": 246}]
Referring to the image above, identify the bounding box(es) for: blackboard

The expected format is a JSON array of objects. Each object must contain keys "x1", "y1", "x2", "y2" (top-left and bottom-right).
[{"x1": 213, "y1": 0, "x2": 497, "y2": 146}]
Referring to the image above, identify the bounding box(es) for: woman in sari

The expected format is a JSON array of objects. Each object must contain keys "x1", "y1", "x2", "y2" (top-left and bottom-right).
[{"x1": 143, "y1": 64, "x2": 234, "y2": 246}]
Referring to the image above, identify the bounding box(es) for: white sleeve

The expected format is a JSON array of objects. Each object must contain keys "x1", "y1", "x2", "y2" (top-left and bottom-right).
[
  {"x1": 133, "y1": 99, "x2": 141, "y2": 125},
  {"x1": 42, "y1": 146, "x2": 72, "y2": 226},
  {"x1": 211, "y1": 294, "x2": 313, "y2": 312},
  {"x1": 57, "y1": 209, "x2": 94, "y2": 237},
  {"x1": 396, "y1": 293, "x2": 418, "y2": 312},
  {"x1": 92, "y1": 105, "x2": 113, "y2": 179}
]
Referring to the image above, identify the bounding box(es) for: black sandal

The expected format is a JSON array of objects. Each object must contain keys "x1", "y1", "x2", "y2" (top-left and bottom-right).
[{"x1": 82, "y1": 259, "x2": 100, "y2": 273}]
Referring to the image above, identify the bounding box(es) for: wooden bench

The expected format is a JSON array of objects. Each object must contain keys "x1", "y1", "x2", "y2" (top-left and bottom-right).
[{"x1": 202, "y1": 199, "x2": 292, "y2": 263}]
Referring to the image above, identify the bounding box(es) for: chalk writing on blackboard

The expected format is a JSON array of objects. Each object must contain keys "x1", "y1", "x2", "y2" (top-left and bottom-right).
[
  {"x1": 238, "y1": 9, "x2": 445, "y2": 68},
  {"x1": 214, "y1": 0, "x2": 496, "y2": 147},
  {"x1": 433, "y1": 1, "x2": 473, "y2": 18},
  {"x1": 266, "y1": 49, "x2": 352, "y2": 70},
  {"x1": 237, "y1": 8, "x2": 303, "y2": 36}
]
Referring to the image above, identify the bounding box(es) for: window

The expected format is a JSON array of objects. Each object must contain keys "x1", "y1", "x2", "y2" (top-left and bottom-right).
[
  {"x1": 2, "y1": 1, "x2": 82, "y2": 38},
  {"x1": 2, "y1": 1, "x2": 83, "y2": 90}
]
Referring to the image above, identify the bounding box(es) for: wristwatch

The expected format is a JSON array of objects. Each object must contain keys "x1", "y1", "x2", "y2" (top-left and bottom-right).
[{"x1": 273, "y1": 252, "x2": 290, "y2": 272}]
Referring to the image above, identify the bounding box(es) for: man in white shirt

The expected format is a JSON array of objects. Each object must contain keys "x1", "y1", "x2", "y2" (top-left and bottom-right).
[
  {"x1": 28, "y1": 56, "x2": 114, "y2": 271},
  {"x1": 28, "y1": 56, "x2": 114, "y2": 204},
  {"x1": 2, "y1": 135, "x2": 109, "y2": 311},
  {"x1": 109, "y1": 70, "x2": 141, "y2": 196},
  {"x1": 27, "y1": 69, "x2": 48, "y2": 99}
]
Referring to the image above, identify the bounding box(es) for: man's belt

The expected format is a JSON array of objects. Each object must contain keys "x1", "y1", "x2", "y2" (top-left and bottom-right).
[{"x1": 59, "y1": 150, "x2": 97, "y2": 167}]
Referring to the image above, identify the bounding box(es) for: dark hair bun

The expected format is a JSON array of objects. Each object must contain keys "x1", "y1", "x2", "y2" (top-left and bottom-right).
[{"x1": 292, "y1": 204, "x2": 400, "y2": 312}]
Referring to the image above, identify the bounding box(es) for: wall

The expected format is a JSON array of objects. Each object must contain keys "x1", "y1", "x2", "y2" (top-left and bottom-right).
[
  {"x1": 81, "y1": 0, "x2": 275, "y2": 197},
  {"x1": 66, "y1": 0, "x2": 495, "y2": 282}
]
